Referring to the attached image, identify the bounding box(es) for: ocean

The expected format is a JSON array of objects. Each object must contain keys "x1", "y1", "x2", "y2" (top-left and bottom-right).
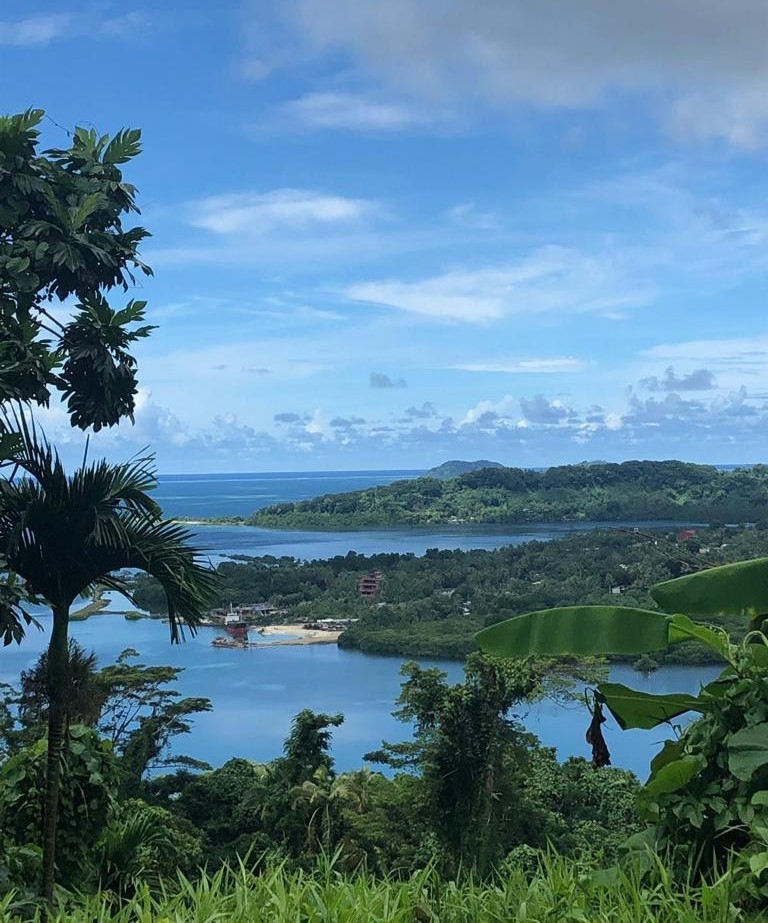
[{"x1": 153, "y1": 470, "x2": 421, "y2": 519}]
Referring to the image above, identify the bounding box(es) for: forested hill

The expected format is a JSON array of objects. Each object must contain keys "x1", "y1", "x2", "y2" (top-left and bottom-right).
[
  {"x1": 247, "y1": 460, "x2": 768, "y2": 529},
  {"x1": 424, "y1": 458, "x2": 504, "y2": 479}
]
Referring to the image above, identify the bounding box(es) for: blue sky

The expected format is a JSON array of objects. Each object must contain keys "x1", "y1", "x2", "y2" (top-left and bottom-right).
[{"x1": 4, "y1": 1, "x2": 768, "y2": 472}]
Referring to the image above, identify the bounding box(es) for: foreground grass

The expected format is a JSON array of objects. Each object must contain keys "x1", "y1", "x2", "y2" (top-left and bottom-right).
[{"x1": 0, "y1": 854, "x2": 753, "y2": 923}]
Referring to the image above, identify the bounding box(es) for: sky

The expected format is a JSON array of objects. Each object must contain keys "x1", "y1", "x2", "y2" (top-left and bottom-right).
[{"x1": 4, "y1": 1, "x2": 768, "y2": 473}]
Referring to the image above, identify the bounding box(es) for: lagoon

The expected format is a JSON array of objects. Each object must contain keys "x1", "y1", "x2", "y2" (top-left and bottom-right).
[
  {"x1": 0, "y1": 470, "x2": 719, "y2": 779},
  {"x1": 189, "y1": 520, "x2": 699, "y2": 563},
  {"x1": 0, "y1": 606, "x2": 720, "y2": 779}
]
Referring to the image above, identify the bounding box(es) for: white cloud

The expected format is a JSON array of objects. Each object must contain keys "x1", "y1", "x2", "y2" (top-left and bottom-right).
[
  {"x1": 0, "y1": 11, "x2": 152, "y2": 46},
  {"x1": 643, "y1": 336, "x2": 768, "y2": 371},
  {"x1": 639, "y1": 367, "x2": 717, "y2": 392},
  {"x1": 280, "y1": 92, "x2": 426, "y2": 131},
  {"x1": 460, "y1": 395, "x2": 517, "y2": 426},
  {"x1": 0, "y1": 14, "x2": 72, "y2": 45},
  {"x1": 454, "y1": 357, "x2": 586, "y2": 374},
  {"x1": 447, "y1": 203, "x2": 500, "y2": 231},
  {"x1": 346, "y1": 247, "x2": 648, "y2": 323},
  {"x1": 257, "y1": 0, "x2": 768, "y2": 147},
  {"x1": 189, "y1": 188, "x2": 375, "y2": 235}
]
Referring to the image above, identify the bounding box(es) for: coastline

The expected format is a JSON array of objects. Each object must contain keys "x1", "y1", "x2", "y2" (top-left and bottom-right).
[{"x1": 213, "y1": 624, "x2": 342, "y2": 650}]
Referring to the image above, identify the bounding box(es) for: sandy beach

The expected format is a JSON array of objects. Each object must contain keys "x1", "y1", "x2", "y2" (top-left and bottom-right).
[
  {"x1": 210, "y1": 624, "x2": 344, "y2": 648},
  {"x1": 253, "y1": 624, "x2": 342, "y2": 646}
]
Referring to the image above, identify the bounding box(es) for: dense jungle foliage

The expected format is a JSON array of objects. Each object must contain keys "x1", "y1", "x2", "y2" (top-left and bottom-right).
[
  {"x1": 246, "y1": 461, "x2": 768, "y2": 528},
  {"x1": 0, "y1": 649, "x2": 645, "y2": 907},
  {"x1": 134, "y1": 524, "x2": 768, "y2": 662},
  {"x1": 1, "y1": 640, "x2": 765, "y2": 920}
]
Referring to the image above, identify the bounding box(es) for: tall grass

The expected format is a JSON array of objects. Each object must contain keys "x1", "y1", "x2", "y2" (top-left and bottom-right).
[{"x1": 1, "y1": 853, "x2": 750, "y2": 923}]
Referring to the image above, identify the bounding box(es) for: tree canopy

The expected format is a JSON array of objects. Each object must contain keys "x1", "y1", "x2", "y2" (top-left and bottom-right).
[{"x1": 0, "y1": 108, "x2": 153, "y2": 431}]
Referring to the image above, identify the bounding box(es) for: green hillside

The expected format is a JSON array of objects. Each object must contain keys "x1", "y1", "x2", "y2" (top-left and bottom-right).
[
  {"x1": 424, "y1": 458, "x2": 505, "y2": 478},
  {"x1": 247, "y1": 460, "x2": 768, "y2": 529}
]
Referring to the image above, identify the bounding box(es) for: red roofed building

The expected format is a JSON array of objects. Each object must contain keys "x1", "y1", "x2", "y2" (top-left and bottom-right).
[{"x1": 359, "y1": 571, "x2": 384, "y2": 601}]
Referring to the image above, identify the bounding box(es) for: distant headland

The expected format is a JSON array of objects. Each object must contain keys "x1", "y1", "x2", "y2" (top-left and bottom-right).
[{"x1": 244, "y1": 459, "x2": 768, "y2": 530}]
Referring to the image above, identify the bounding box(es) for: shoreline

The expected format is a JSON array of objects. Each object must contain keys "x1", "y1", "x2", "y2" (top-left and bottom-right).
[{"x1": 213, "y1": 624, "x2": 342, "y2": 650}]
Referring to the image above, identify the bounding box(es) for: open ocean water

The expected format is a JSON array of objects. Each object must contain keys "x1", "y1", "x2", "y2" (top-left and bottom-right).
[{"x1": 153, "y1": 470, "x2": 422, "y2": 519}]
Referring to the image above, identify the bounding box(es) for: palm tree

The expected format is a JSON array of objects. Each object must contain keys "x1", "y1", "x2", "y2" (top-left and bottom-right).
[
  {"x1": 330, "y1": 767, "x2": 376, "y2": 815},
  {"x1": 0, "y1": 414, "x2": 217, "y2": 905}
]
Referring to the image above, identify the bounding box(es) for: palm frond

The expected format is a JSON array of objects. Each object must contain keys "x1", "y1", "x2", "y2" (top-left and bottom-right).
[{"x1": 0, "y1": 415, "x2": 217, "y2": 628}]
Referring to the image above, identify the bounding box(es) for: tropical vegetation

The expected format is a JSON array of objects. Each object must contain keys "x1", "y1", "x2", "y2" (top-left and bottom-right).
[
  {"x1": 247, "y1": 460, "x2": 768, "y2": 528},
  {"x1": 0, "y1": 109, "x2": 216, "y2": 909},
  {"x1": 134, "y1": 522, "x2": 768, "y2": 662},
  {"x1": 477, "y1": 556, "x2": 768, "y2": 902},
  {"x1": 2, "y1": 105, "x2": 766, "y2": 921}
]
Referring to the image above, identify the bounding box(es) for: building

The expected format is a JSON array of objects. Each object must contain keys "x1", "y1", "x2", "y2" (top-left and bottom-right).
[
  {"x1": 358, "y1": 571, "x2": 384, "y2": 600},
  {"x1": 209, "y1": 602, "x2": 278, "y2": 623}
]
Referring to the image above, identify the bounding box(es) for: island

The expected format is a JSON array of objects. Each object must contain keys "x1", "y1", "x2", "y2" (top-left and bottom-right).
[
  {"x1": 246, "y1": 460, "x2": 768, "y2": 529},
  {"x1": 131, "y1": 522, "x2": 767, "y2": 664},
  {"x1": 423, "y1": 458, "x2": 504, "y2": 479}
]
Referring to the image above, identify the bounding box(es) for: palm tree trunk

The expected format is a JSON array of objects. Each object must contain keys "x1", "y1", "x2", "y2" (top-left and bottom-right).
[{"x1": 42, "y1": 605, "x2": 69, "y2": 908}]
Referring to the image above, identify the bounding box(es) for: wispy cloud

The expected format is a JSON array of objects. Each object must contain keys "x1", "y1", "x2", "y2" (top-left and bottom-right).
[
  {"x1": 447, "y1": 202, "x2": 500, "y2": 231},
  {"x1": 278, "y1": 92, "x2": 427, "y2": 131},
  {"x1": 454, "y1": 357, "x2": 586, "y2": 374},
  {"x1": 346, "y1": 247, "x2": 648, "y2": 323},
  {"x1": 643, "y1": 336, "x2": 768, "y2": 371},
  {"x1": 0, "y1": 11, "x2": 152, "y2": 46},
  {"x1": 189, "y1": 188, "x2": 375, "y2": 235},
  {"x1": 256, "y1": 0, "x2": 768, "y2": 148},
  {"x1": 0, "y1": 14, "x2": 72, "y2": 45}
]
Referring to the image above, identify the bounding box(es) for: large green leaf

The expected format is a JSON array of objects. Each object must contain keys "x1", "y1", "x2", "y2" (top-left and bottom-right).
[
  {"x1": 476, "y1": 606, "x2": 672, "y2": 657},
  {"x1": 728, "y1": 723, "x2": 768, "y2": 781},
  {"x1": 649, "y1": 739, "x2": 685, "y2": 778},
  {"x1": 652, "y1": 558, "x2": 768, "y2": 619},
  {"x1": 667, "y1": 614, "x2": 731, "y2": 659},
  {"x1": 597, "y1": 683, "x2": 704, "y2": 731},
  {"x1": 644, "y1": 755, "x2": 705, "y2": 797}
]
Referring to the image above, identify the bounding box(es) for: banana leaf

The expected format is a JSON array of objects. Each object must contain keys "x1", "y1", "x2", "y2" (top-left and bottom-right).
[
  {"x1": 727, "y1": 723, "x2": 768, "y2": 781},
  {"x1": 649, "y1": 739, "x2": 685, "y2": 777},
  {"x1": 476, "y1": 606, "x2": 673, "y2": 657},
  {"x1": 597, "y1": 683, "x2": 705, "y2": 730},
  {"x1": 652, "y1": 558, "x2": 768, "y2": 619},
  {"x1": 667, "y1": 614, "x2": 731, "y2": 659},
  {"x1": 644, "y1": 755, "x2": 705, "y2": 797}
]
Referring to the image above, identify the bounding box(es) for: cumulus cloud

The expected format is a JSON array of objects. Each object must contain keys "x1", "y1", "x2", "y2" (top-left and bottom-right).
[
  {"x1": 330, "y1": 416, "x2": 366, "y2": 427},
  {"x1": 519, "y1": 395, "x2": 576, "y2": 425},
  {"x1": 189, "y1": 188, "x2": 375, "y2": 235},
  {"x1": 370, "y1": 372, "x2": 407, "y2": 389},
  {"x1": 46, "y1": 379, "x2": 768, "y2": 472},
  {"x1": 404, "y1": 402, "x2": 438, "y2": 419},
  {"x1": 259, "y1": 0, "x2": 768, "y2": 147},
  {"x1": 640, "y1": 366, "x2": 717, "y2": 392}
]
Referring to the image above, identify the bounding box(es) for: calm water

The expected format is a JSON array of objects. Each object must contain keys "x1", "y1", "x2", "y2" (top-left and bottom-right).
[
  {"x1": 155, "y1": 470, "x2": 421, "y2": 519},
  {"x1": 0, "y1": 471, "x2": 719, "y2": 779},
  {"x1": 0, "y1": 606, "x2": 720, "y2": 779},
  {"x1": 188, "y1": 521, "x2": 698, "y2": 564},
  {"x1": 154, "y1": 471, "x2": 698, "y2": 562}
]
